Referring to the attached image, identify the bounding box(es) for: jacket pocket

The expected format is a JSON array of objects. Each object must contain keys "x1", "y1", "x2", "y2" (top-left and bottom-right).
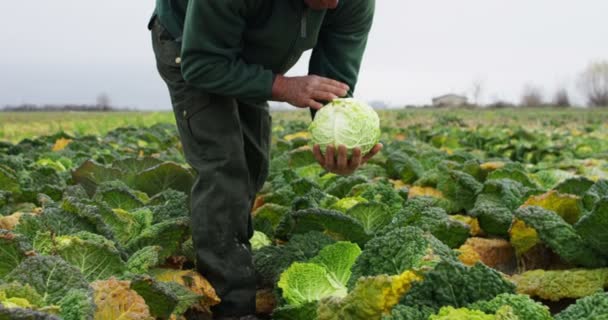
[{"x1": 151, "y1": 17, "x2": 182, "y2": 69}]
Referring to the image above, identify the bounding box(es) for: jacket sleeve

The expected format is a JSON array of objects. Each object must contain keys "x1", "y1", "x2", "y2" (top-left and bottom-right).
[
  {"x1": 308, "y1": 0, "x2": 375, "y2": 97},
  {"x1": 180, "y1": 0, "x2": 275, "y2": 101}
]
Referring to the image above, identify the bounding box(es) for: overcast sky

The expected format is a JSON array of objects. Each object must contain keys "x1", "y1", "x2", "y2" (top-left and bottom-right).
[{"x1": 1, "y1": 1, "x2": 607, "y2": 109}]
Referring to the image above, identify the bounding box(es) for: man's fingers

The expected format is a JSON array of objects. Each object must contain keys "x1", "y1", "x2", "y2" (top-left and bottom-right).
[
  {"x1": 312, "y1": 91, "x2": 338, "y2": 103},
  {"x1": 337, "y1": 145, "x2": 348, "y2": 169},
  {"x1": 362, "y1": 143, "x2": 383, "y2": 164},
  {"x1": 325, "y1": 145, "x2": 335, "y2": 171},
  {"x1": 307, "y1": 99, "x2": 324, "y2": 110},
  {"x1": 349, "y1": 147, "x2": 362, "y2": 169},
  {"x1": 312, "y1": 144, "x2": 325, "y2": 165},
  {"x1": 319, "y1": 77, "x2": 349, "y2": 91},
  {"x1": 317, "y1": 84, "x2": 348, "y2": 97}
]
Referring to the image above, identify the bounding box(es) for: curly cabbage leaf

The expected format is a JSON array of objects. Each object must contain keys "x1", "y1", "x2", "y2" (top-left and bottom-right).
[
  {"x1": 582, "y1": 179, "x2": 608, "y2": 211},
  {"x1": 254, "y1": 231, "x2": 335, "y2": 288},
  {"x1": 250, "y1": 231, "x2": 272, "y2": 250},
  {"x1": 272, "y1": 302, "x2": 318, "y2": 320},
  {"x1": 323, "y1": 175, "x2": 369, "y2": 198},
  {"x1": 129, "y1": 275, "x2": 179, "y2": 319},
  {"x1": 554, "y1": 291, "x2": 608, "y2": 320},
  {"x1": 348, "y1": 182, "x2": 405, "y2": 214},
  {"x1": 278, "y1": 242, "x2": 360, "y2": 306},
  {"x1": 146, "y1": 188, "x2": 189, "y2": 223},
  {"x1": 345, "y1": 202, "x2": 394, "y2": 235},
  {"x1": 278, "y1": 263, "x2": 347, "y2": 306},
  {"x1": 436, "y1": 167, "x2": 483, "y2": 212},
  {"x1": 428, "y1": 306, "x2": 494, "y2": 320},
  {"x1": 389, "y1": 203, "x2": 469, "y2": 248},
  {"x1": 93, "y1": 180, "x2": 145, "y2": 211},
  {"x1": 275, "y1": 208, "x2": 370, "y2": 245},
  {"x1": 514, "y1": 206, "x2": 605, "y2": 267},
  {"x1": 327, "y1": 197, "x2": 363, "y2": 213},
  {"x1": 555, "y1": 176, "x2": 595, "y2": 197},
  {"x1": 318, "y1": 271, "x2": 422, "y2": 320},
  {"x1": 125, "y1": 217, "x2": 191, "y2": 259},
  {"x1": 381, "y1": 305, "x2": 433, "y2": 320},
  {"x1": 400, "y1": 261, "x2": 516, "y2": 311},
  {"x1": 47, "y1": 232, "x2": 126, "y2": 281},
  {"x1": 131, "y1": 162, "x2": 194, "y2": 197},
  {"x1": 91, "y1": 278, "x2": 152, "y2": 320},
  {"x1": 126, "y1": 246, "x2": 163, "y2": 275},
  {"x1": 0, "y1": 306, "x2": 60, "y2": 320},
  {"x1": 349, "y1": 226, "x2": 456, "y2": 289},
  {"x1": 5, "y1": 256, "x2": 90, "y2": 305},
  {"x1": 511, "y1": 269, "x2": 608, "y2": 301},
  {"x1": 58, "y1": 289, "x2": 95, "y2": 320},
  {"x1": 487, "y1": 165, "x2": 540, "y2": 189},
  {"x1": 470, "y1": 179, "x2": 527, "y2": 235},
  {"x1": 386, "y1": 151, "x2": 425, "y2": 183},
  {"x1": 0, "y1": 231, "x2": 33, "y2": 278},
  {"x1": 523, "y1": 190, "x2": 583, "y2": 224},
  {"x1": 0, "y1": 282, "x2": 45, "y2": 310},
  {"x1": 150, "y1": 269, "x2": 221, "y2": 313},
  {"x1": 575, "y1": 197, "x2": 608, "y2": 256},
  {"x1": 468, "y1": 293, "x2": 552, "y2": 320}
]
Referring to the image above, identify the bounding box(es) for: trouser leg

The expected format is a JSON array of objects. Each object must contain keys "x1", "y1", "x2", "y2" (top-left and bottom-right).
[{"x1": 150, "y1": 18, "x2": 270, "y2": 316}]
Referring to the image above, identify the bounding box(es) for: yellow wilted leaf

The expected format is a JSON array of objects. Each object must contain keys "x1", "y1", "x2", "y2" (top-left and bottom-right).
[
  {"x1": 522, "y1": 190, "x2": 583, "y2": 224},
  {"x1": 91, "y1": 278, "x2": 152, "y2": 320},
  {"x1": 51, "y1": 138, "x2": 72, "y2": 151},
  {"x1": 283, "y1": 131, "x2": 310, "y2": 141},
  {"x1": 0, "y1": 212, "x2": 24, "y2": 230},
  {"x1": 509, "y1": 219, "x2": 539, "y2": 256},
  {"x1": 389, "y1": 179, "x2": 406, "y2": 190},
  {"x1": 152, "y1": 269, "x2": 221, "y2": 312},
  {"x1": 440, "y1": 147, "x2": 454, "y2": 155},
  {"x1": 382, "y1": 271, "x2": 422, "y2": 311},
  {"x1": 457, "y1": 244, "x2": 481, "y2": 266},
  {"x1": 480, "y1": 161, "x2": 505, "y2": 171},
  {"x1": 317, "y1": 270, "x2": 422, "y2": 320},
  {"x1": 460, "y1": 238, "x2": 515, "y2": 270},
  {"x1": 408, "y1": 186, "x2": 444, "y2": 199},
  {"x1": 450, "y1": 215, "x2": 482, "y2": 236},
  {"x1": 394, "y1": 134, "x2": 407, "y2": 141}
]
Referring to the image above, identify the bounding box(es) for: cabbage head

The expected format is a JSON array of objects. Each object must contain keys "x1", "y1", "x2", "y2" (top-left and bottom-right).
[{"x1": 309, "y1": 98, "x2": 380, "y2": 155}]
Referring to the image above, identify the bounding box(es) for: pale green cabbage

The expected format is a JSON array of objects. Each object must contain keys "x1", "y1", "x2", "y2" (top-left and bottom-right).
[{"x1": 309, "y1": 98, "x2": 380, "y2": 155}]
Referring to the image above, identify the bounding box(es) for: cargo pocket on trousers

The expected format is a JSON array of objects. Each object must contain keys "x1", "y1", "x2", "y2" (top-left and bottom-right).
[{"x1": 182, "y1": 94, "x2": 212, "y2": 140}]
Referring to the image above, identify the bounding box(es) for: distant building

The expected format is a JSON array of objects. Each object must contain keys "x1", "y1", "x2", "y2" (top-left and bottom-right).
[
  {"x1": 432, "y1": 94, "x2": 468, "y2": 107},
  {"x1": 369, "y1": 100, "x2": 389, "y2": 109}
]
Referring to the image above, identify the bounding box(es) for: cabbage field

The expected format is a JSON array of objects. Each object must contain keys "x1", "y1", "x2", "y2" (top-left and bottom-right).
[{"x1": 1, "y1": 109, "x2": 608, "y2": 319}]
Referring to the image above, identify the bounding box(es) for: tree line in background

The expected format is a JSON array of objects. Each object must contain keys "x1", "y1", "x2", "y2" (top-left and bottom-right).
[
  {"x1": 2, "y1": 61, "x2": 607, "y2": 112},
  {"x1": 476, "y1": 60, "x2": 608, "y2": 109},
  {"x1": 1, "y1": 93, "x2": 129, "y2": 112}
]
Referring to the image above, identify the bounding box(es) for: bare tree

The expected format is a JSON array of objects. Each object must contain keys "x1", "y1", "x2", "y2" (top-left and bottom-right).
[
  {"x1": 471, "y1": 79, "x2": 484, "y2": 106},
  {"x1": 579, "y1": 60, "x2": 608, "y2": 107},
  {"x1": 553, "y1": 88, "x2": 571, "y2": 107},
  {"x1": 520, "y1": 85, "x2": 544, "y2": 107},
  {"x1": 96, "y1": 93, "x2": 111, "y2": 111}
]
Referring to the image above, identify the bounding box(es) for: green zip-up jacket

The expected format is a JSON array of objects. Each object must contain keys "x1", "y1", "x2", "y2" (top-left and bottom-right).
[{"x1": 152, "y1": 0, "x2": 375, "y2": 102}]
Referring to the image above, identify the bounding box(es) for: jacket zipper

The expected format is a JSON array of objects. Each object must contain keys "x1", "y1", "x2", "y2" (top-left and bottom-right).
[
  {"x1": 301, "y1": 7, "x2": 309, "y2": 38},
  {"x1": 279, "y1": 4, "x2": 307, "y2": 72}
]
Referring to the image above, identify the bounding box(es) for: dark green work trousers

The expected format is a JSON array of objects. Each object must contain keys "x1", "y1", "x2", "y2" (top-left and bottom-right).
[{"x1": 151, "y1": 18, "x2": 271, "y2": 316}]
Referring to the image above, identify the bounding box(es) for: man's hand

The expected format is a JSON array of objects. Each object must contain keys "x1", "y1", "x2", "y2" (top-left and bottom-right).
[
  {"x1": 271, "y1": 75, "x2": 349, "y2": 110},
  {"x1": 313, "y1": 143, "x2": 383, "y2": 176}
]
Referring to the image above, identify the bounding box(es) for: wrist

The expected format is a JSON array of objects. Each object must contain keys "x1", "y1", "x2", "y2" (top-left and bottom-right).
[{"x1": 271, "y1": 74, "x2": 288, "y2": 101}]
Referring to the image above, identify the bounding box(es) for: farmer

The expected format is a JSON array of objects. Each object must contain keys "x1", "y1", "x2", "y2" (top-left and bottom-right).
[{"x1": 149, "y1": 0, "x2": 380, "y2": 318}]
